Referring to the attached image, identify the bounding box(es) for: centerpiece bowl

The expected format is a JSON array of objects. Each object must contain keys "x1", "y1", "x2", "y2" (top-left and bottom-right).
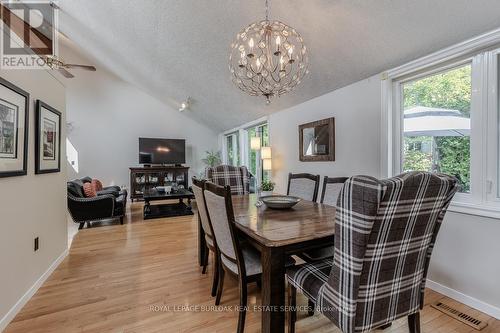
[{"x1": 260, "y1": 195, "x2": 301, "y2": 209}]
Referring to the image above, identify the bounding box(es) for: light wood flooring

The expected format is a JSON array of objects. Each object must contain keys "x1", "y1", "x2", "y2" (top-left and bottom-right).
[{"x1": 5, "y1": 201, "x2": 500, "y2": 333}]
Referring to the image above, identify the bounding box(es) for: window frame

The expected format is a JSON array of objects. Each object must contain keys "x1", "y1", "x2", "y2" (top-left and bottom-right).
[
  {"x1": 224, "y1": 131, "x2": 240, "y2": 166},
  {"x1": 220, "y1": 116, "x2": 270, "y2": 184},
  {"x1": 382, "y1": 29, "x2": 500, "y2": 219},
  {"x1": 392, "y1": 58, "x2": 477, "y2": 204}
]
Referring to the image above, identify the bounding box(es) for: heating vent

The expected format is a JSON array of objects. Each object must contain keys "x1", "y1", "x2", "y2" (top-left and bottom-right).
[{"x1": 431, "y1": 301, "x2": 488, "y2": 331}]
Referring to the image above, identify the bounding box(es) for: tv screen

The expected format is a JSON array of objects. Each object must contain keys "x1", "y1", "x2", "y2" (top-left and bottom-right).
[{"x1": 139, "y1": 138, "x2": 186, "y2": 165}]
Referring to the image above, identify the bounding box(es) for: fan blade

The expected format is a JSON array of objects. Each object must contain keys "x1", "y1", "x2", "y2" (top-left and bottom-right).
[
  {"x1": 57, "y1": 68, "x2": 74, "y2": 78},
  {"x1": 64, "y1": 64, "x2": 96, "y2": 71}
]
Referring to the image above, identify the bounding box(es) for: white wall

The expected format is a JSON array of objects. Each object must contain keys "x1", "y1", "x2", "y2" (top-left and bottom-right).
[
  {"x1": 269, "y1": 75, "x2": 382, "y2": 194},
  {"x1": 428, "y1": 212, "x2": 500, "y2": 316},
  {"x1": 62, "y1": 45, "x2": 218, "y2": 187},
  {"x1": 0, "y1": 69, "x2": 67, "y2": 329},
  {"x1": 259, "y1": 74, "x2": 500, "y2": 318}
]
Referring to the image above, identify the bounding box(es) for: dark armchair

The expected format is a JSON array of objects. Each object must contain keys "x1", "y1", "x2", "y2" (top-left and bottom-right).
[{"x1": 67, "y1": 178, "x2": 128, "y2": 229}]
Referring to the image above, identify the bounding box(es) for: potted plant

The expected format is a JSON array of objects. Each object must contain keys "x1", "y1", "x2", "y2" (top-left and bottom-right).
[
  {"x1": 260, "y1": 180, "x2": 275, "y2": 197},
  {"x1": 199, "y1": 150, "x2": 222, "y2": 179}
]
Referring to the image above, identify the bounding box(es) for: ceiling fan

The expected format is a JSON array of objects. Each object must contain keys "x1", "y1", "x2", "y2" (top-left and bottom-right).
[{"x1": 43, "y1": 56, "x2": 96, "y2": 78}]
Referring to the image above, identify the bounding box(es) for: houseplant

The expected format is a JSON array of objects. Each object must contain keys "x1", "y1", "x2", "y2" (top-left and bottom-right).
[
  {"x1": 260, "y1": 180, "x2": 275, "y2": 197},
  {"x1": 199, "y1": 150, "x2": 222, "y2": 178}
]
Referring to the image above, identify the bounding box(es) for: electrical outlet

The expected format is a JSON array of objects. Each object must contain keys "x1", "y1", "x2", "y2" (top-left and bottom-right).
[{"x1": 34, "y1": 237, "x2": 39, "y2": 252}]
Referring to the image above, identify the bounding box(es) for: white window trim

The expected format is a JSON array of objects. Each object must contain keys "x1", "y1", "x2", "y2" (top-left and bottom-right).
[{"x1": 381, "y1": 27, "x2": 500, "y2": 219}]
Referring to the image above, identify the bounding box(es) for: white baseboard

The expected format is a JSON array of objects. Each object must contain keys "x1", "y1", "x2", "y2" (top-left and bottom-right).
[
  {"x1": 427, "y1": 279, "x2": 500, "y2": 320},
  {"x1": 0, "y1": 249, "x2": 69, "y2": 332}
]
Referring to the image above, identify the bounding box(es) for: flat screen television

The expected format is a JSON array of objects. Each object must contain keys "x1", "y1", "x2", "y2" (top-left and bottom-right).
[{"x1": 139, "y1": 138, "x2": 186, "y2": 165}]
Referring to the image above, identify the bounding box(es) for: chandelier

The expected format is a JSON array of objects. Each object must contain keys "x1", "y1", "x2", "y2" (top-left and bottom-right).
[{"x1": 229, "y1": 0, "x2": 309, "y2": 104}]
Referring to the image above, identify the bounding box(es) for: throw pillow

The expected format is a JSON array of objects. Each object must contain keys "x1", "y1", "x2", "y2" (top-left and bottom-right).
[
  {"x1": 92, "y1": 179, "x2": 103, "y2": 192},
  {"x1": 83, "y1": 182, "x2": 97, "y2": 197}
]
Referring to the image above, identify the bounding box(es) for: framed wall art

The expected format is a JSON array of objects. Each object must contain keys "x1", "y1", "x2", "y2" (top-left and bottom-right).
[
  {"x1": 0, "y1": 77, "x2": 29, "y2": 178},
  {"x1": 35, "y1": 100, "x2": 61, "y2": 174},
  {"x1": 299, "y1": 117, "x2": 335, "y2": 162}
]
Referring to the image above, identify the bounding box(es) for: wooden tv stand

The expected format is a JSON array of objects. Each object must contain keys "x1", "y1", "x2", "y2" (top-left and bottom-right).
[{"x1": 129, "y1": 166, "x2": 189, "y2": 201}]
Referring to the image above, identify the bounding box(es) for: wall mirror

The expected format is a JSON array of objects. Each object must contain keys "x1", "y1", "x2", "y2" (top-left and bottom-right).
[{"x1": 299, "y1": 117, "x2": 335, "y2": 161}]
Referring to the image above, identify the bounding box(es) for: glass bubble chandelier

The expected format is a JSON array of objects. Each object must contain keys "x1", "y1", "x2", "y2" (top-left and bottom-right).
[{"x1": 229, "y1": 0, "x2": 309, "y2": 104}]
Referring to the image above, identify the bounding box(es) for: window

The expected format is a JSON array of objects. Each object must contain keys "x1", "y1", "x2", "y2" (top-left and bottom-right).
[
  {"x1": 225, "y1": 132, "x2": 240, "y2": 166},
  {"x1": 384, "y1": 37, "x2": 500, "y2": 217},
  {"x1": 221, "y1": 118, "x2": 270, "y2": 189},
  {"x1": 401, "y1": 64, "x2": 471, "y2": 192},
  {"x1": 247, "y1": 123, "x2": 269, "y2": 182}
]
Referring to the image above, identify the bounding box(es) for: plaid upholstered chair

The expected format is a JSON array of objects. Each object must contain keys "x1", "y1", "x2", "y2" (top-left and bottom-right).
[
  {"x1": 205, "y1": 165, "x2": 250, "y2": 195},
  {"x1": 287, "y1": 172, "x2": 458, "y2": 333},
  {"x1": 287, "y1": 173, "x2": 320, "y2": 201},
  {"x1": 192, "y1": 178, "x2": 219, "y2": 297}
]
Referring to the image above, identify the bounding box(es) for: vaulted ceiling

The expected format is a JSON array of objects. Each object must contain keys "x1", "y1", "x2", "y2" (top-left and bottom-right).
[{"x1": 57, "y1": 0, "x2": 500, "y2": 131}]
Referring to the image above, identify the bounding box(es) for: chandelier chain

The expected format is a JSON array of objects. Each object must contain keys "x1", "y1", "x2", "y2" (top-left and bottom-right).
[{"x1": 265, "y1": 0, "x2": 269, "y2": 21}]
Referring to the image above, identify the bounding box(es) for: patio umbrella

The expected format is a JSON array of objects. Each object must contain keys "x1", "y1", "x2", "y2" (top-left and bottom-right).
[{"x1": 403, "y1": 106, "x2": 470, "y2": 137}]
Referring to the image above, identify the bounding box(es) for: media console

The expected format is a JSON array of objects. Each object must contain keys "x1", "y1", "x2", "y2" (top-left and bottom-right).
[{"x1": 129, "y1": 166, "x2": 189, "y2": 201}]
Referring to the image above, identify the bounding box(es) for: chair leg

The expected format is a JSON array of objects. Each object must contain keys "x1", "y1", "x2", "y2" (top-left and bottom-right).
[
  {"x1": 78, "y1": 223, "x2": 84, "y2": 230},
  {"x1": 120, "y1": 216, "x2": 124, "y2": 225},
  {"x1": 288, "y1": 284, "x2": 297, "y2": 333},
  {"x1": 86, "y1": 221, "x2": 92, "y2": 228},
  {"x1": 408, "y1": 312, "x2": 421, "y2": 333},
  {"x1": 237, "y1": 280, "x2": 248, "y2": 333},
  {"x1": 215, "y1": 267, "x2": 225, "y2": 305},
  {"x1": 202, "y1": 247, "x2": 209, "y2": 274},
  {"x1": 211, "y1": 252, "x2": 219, "y2": 297},
  {"x1": 307, "y1": 299, "x2": 315, "y2": 316}
]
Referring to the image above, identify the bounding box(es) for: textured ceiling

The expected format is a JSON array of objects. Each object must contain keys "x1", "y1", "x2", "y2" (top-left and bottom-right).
[{"x1": 57, "y1": 0, "x2": 500, "y2": 131}]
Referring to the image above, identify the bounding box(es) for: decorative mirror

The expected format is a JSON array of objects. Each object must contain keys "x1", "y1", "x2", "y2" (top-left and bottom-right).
[{"x1": 299, "y1": 117, "x2": 335, "y2": 161}]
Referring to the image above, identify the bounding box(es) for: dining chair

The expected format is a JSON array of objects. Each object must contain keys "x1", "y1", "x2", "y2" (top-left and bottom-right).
[
  {"x1": 297, "y1": 176, "x2": 348, "y2": 315},
  {"x1": 287, "y1": 172, "x2": 320, "y2": 201},
  {"x1": 286, "y1": 171, "x2": 458, "y2": 333},
  {"x1": 204, "y1": 181, "x2": 294, "y2": 333},
  {"x1": 300, "y1": 176, "x2": 349, "y2": 261},
  {"x1": 192, "y1": 178, "x2": 219, "y2": 297},
  {"x1": 205, "y1": 165, "x2": 250, "y2": 195}
]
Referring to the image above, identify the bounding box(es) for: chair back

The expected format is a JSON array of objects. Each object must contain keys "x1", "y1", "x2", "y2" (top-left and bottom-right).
[
  {"x1": 287, "y1": 173, "x2": 320, "y2": 201},
  {"x1": 204, "y1": 182, "x2": 246, "y2": 276},
  {"x1": 205, "y1": 165, "x2": 250, "y2": 195},
  {"x1": 191, "y1": 178, "x2": 213, "y2": 239},
  {"x1": 320, "y1": 176, "x2": 348, "y2": 206},
  {"x1": 318, "y1": 171, "x2": 458, "y2": 333}
]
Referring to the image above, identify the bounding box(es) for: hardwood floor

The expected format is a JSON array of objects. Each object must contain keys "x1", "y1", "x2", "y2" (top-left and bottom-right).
[{"x1": 5, "y1": 201, "x2": 500, "y2": 333}]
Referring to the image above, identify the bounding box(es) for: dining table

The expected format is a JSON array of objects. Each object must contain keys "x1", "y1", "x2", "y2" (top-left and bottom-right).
[{"x1": 198, "y1": 194, "x2": 336, "y2": 333}]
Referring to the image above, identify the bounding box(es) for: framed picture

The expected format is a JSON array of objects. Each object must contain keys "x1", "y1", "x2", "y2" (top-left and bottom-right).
[
  {"x1": 0, "y1": 77, "x2": 29, "y2": 178},
  {"x1": 35, "y1": 100, "x2": 61, "y2": 174},
  {"x1": 299, "y1": 117, "x2": 335, "y2": 162}
]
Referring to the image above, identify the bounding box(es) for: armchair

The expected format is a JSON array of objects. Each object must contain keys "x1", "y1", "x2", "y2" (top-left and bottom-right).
[{"x1": 67, "y1": 178, "x2": 127, "y2": 229}]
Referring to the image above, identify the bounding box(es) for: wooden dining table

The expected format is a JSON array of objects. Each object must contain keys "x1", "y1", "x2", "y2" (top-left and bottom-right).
[{"x1": 198, "y1": 194, "x2": 336, "y2": 333}]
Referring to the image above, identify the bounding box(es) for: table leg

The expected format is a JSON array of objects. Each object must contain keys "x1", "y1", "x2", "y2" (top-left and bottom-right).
[
  {"x1": 198, "y1": 212, "x2": 207, "y2": 267},
  {"x1": 261, "y1": 246, "x2": 285, "y2": 333},
  {"x1": 144, "y1": 199, "x2": 151, "y2": 214}
]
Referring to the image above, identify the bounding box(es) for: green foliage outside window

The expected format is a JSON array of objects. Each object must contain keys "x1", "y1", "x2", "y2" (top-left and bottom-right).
[{"x1": 403, "y1": 65, "x2": 471, "y2": 192}]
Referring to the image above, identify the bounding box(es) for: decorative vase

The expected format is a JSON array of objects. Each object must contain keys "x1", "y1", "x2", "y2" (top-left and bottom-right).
[{"x1": 260, "y1": 191, "x2": 273, "y2": 197}]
